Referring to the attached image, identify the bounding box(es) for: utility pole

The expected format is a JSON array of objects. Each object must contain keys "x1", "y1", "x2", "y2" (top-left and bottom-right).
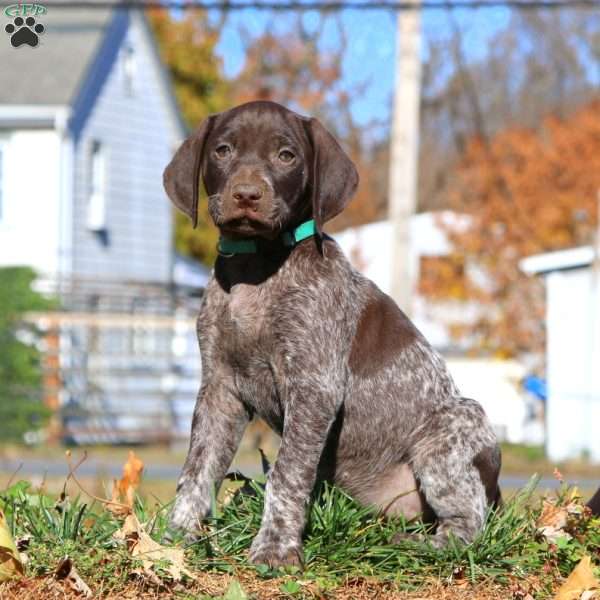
[{"x1": 387, "y1": 0, "x2": 422, "y2": 315}]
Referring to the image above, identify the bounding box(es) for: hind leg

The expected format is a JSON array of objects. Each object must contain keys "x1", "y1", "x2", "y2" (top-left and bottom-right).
[
  {"x1": 410, "y1": 398, "x2": 500, "y2": 548},
  {"x1": 348, "y1": 462, "x2": 432, "y2": 521}
]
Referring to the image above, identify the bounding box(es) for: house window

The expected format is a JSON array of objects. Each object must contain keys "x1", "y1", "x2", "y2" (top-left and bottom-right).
[
  {"x1": 87, "y1": 140, "x2": 107, "y2": 232},
  {"x1": 121, "y1": 43, "x2": 136, "y2": 96}
]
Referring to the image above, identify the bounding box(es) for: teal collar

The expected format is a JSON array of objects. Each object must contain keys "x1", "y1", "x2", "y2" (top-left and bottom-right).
[{"x1": 217, "y1": 219, "x2": 317, "y2": 256}]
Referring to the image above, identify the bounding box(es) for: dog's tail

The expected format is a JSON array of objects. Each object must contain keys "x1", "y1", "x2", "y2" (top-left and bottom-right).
[{"x1": 587, "y1": 486, "x2": 600, "y2": 517}]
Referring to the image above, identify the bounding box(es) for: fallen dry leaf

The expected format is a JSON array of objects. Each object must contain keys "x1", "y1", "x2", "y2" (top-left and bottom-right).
[
  {"x1": 554, "y1": 555, "x2": 600, "y2": 600},
  {"x1": 107, "y1": 451, "x2": 144, "y2": 517},
  {"x1": 538, "y1": 500, "x2": 572, "y2": 543},
  {"x1": 114, "y1": 513, "x2": 194, "y2": 582},
  {"x1": 107, "y1": 480, "x2": 132, "y2": 518},
  {"x1": 537, "y1": 492, "x2": 586, "y2": 544},
  {"x1": 0, "y1": 508, "x2": 23, "y2": 582},
  {"x1": 55, "y1": 555, "x2": 92, "y2": 598}
]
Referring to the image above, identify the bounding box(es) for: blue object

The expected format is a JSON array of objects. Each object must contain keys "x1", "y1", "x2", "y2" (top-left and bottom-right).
[{"x1": 523, "y1": 375, "x2": 547, "y2": 401}]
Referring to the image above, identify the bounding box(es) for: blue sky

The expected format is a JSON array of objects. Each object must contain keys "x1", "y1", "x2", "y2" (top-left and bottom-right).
[{"x1": 213, "y1": 5, "x2": 512, "y2": 126}]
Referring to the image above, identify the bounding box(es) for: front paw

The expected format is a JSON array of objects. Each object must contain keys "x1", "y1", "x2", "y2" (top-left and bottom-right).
[
  {"x1": 169, "y1": 487, "x2": 209, "y2": 535},
  {"x1": 391, "y1": 531, "x2": 427, "y2": 545},
  {"x1": 249, "y1": 533, "x2": 303, "y2": 569}
]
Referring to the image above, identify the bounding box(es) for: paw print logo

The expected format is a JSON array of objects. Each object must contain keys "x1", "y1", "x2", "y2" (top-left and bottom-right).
[{"x1": 5, "y1": 16, "x2": 45, "y2": 48}]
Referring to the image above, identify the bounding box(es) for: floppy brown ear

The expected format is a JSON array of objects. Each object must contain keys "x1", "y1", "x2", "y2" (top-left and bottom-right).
[
  {"x1": 305, "y1": 117, "x2": 359, "y2": 235},
  {"x1": 163, "y1": 116, "x2": 215, "y2": 228}
]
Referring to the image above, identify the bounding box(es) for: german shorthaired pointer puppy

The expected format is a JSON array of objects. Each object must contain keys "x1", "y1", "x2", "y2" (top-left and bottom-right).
[{"x1": 163, "y1": 101, "x2": 501, "y2": 568}]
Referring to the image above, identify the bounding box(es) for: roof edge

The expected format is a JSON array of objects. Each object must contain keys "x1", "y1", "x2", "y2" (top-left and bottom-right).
[
  {"x1": 69, "y1": 8, "x2": 129, "y2": 142},
  {"x1": 137, "y1": 10, "x2": 187, "y2": 138},
  {"x1": 0, "y1": 105, "x2": 71, "y2": 130},
  {"x1": 520, "y1": 246, "x2": 596, "y2": 275}
]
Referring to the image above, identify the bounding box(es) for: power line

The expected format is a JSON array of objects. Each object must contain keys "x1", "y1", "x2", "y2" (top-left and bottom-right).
[{"x1": 37, "y1": 0, "x2": 600, "y2": 11}]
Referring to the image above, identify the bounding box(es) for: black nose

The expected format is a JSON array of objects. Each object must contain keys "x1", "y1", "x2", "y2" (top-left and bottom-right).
[{"x1": 232, "y1": 183, "x2": 263, "y2": 209}]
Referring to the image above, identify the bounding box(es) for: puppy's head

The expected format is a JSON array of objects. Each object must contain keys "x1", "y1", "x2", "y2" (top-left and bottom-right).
[{"x1": 163, "y1": 101, "x2": 358, "y2": 240}]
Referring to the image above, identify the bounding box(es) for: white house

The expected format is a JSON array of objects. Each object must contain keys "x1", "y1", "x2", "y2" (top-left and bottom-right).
[
  {"x1": 0, "y1": 7, "x2": 184, "y2": 285},
  {"x1": 521, "y1": 246, "x2": 600, "y2": 462},
  {"x1": 334, "y1": 214, "x2": 536, "y2": 445},
  {"x1": 0, "y1": 7, "x2": 204, "y2": 443}
]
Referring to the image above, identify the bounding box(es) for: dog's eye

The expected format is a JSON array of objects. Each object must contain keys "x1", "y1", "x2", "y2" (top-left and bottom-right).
[
  {"x1": 278, "y1": 150, "x2": 295, "y2": 164},
  {"x1": 215, "y1": 144, "x2": 231, "y2": 159}
]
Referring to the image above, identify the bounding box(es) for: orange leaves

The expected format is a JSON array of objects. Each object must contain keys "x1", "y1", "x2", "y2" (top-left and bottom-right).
[
  {"x1": 147, "y1": 8, "x2": 229, "y2": 129},
  {"x1": 456, "y1": 102, "x2": 600, "y2": 252},
  {"x1": 439, "y1": 100, "x2": 600, "y2": 355},
  {"x1": 418, "y1": 254, "x2": 469, "y2": 301},
  {"x1": 107, "y1": 451, "x2": 144, "y2": 518},
  {"x1": 147, "y1": 8, "x2": 228, "y2": 266},
  {"x1": 118, "y1": 451, "x2": 144, "y2": 497},
  {"x1": 107, "y1": 452, "x2": 193, "y2": 583}
]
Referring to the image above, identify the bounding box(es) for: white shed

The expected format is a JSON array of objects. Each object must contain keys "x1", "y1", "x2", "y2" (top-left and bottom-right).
[{"x1": 521, "y1": 246, "x2": 600, "y2": 462}]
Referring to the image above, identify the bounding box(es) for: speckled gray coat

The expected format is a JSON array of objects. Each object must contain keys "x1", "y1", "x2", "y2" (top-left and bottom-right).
[{"x1": 163, "y1": 101, "x2": 501, "y2": 568}]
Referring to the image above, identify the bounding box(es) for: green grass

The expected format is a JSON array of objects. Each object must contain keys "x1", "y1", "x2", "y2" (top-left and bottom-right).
[
  {"x1": 501, "y1": 443, "x2": 547, "y2": 463},
  {"x1": 1, "y1": 477, "x2": 599, "y2": 598},
  {"x1": 183, "y1": 478, "x2": 599, "y2": 591}
]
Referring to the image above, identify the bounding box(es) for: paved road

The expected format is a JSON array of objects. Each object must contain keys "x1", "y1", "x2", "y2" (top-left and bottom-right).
[
  {"x1": 0, "y1": 458, "x2": 597, "y2": 491},
  {"x1": 0, "y1": 457, "x2": 182, "y2": 480}
]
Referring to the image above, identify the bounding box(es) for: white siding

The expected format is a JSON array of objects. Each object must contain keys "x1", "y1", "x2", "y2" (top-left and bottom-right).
[
  {"x1": 546, "y1": 268, "x2": 600, "y2": 462},
  {"x1": 0, "y1": 129, "x2": 63, "y2": 276},
  {"x1": 71, "y1": 13, "x2": 177, "y2": 284}
]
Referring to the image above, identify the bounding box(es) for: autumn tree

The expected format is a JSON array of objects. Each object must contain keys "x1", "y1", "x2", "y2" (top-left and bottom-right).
[
  {"x1": 426, "y1": 100, "x2": 600, "y2": 357},
  {"x1": 416, "y1": 8, "x2": 600, "y2": 358},
  {"x1": 418, "y1": 7, "x2": 600, "y2": 213},
  {"x1": 148, "y1": 9, "x2": 230, "y2": 266}
]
